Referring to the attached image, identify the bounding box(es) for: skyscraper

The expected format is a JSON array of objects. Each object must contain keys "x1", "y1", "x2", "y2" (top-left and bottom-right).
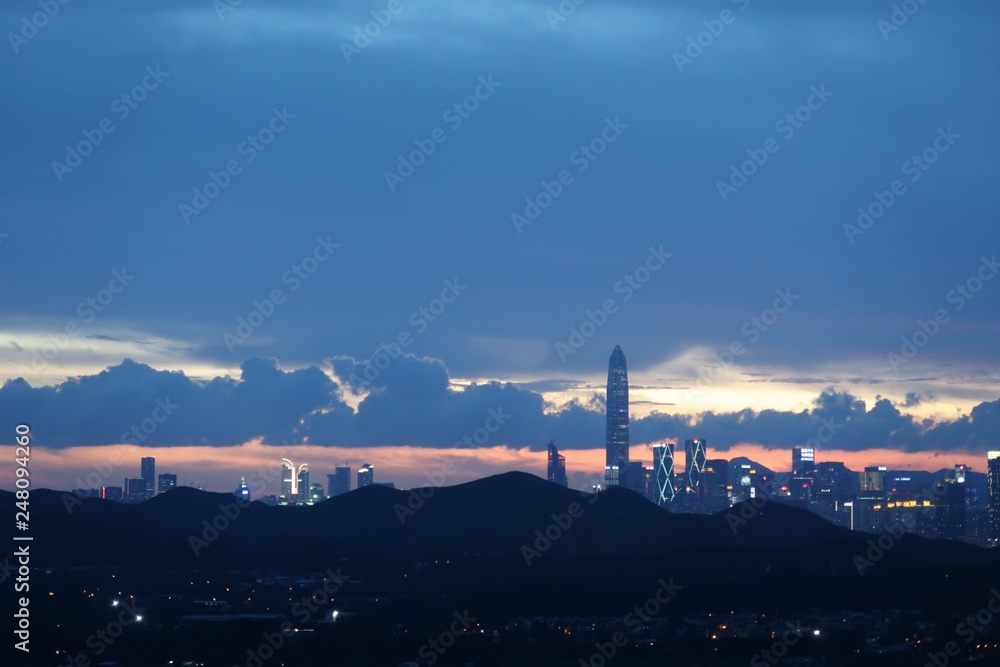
[
  {"x1": 297, "y1": 465, "x2": 310, "y2": 503},
  {"x1": 791, "y1": 447, "x2": 816, "y2": 502},
  {"x1": 685, "y1": 439, "x2": 707, "y2": 493},
  {"x1": 141, "y1": 457, "x2": 155, "y2": 497},
  {"x1": 989, "y1": 452, "x2": 1000, "y2": 546},
  {"x1": 358, "y1": 463, "x2": 374, "y2": 488},
  {"x1": 605, "y1": 345, "x2": 629, "y2": 487},
  {"x1": 792, "y1": 447, "x2": 815, "y2": 475},
  {"x1": 235, "y1": 476, "x2": 251, "y2": 503},
  {"x1": 651, "y1": 443, "x2": 676, "y2": 506},
  {"x1": 280, "y1": 458, "x2": 309, "y2": 505},
  {"x1": 855, "y1": 466, "x2": 888, "y2": 532},
  {"x1": 328, "y1": 466, "x2": 351, "y2": 497},
  {"x1": 157, "y1": 473, "x2": 177, "y2": 494},
  {"x1": 124, "y1": 477, "x2": 147, "y2": 502},
  {"x1": 547, "y1": 441, "x2": 568, "y2": 487},
  {"x1": 281, "y1": 459, "x2": 295, "y2": 500}
]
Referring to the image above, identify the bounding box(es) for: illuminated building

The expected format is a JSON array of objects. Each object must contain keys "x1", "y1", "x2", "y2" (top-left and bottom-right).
[
  {"x1": 309, "y1": 483, "x2": 324, "y2": 503},
  {"x1": 157, "y1": 473, "x2": 177, "y2": 494},
  {"x1": 704, "y1": 458, "x2": 729, "y2": 509},
  {"x1": 547, "y1": 441, "x2": 568, "y2": 487},
  {"x1": 792, "y1": 447, "x2": 815, "y2": 475},
  {"x1": 854, "y1": 466, "x2": 888, "y2": 532},
  {"x1": 101, "y1": 486, "x2": 123, "y2": 502},
  {"x1": 685, "y1": 439, "x2": 708, "y2": 493},
  {"x1": 791, "y1": 447, "x2": 816, "y2": 502},
  {"x1": 141, "y1": 457, "x2": 156, "y2": 497},
  {"x1": 989, "y1": 452, "x2": 1000, "y2": 546},
  {"x1": 652, "y1": 443, "x2": 676, "y2": 506},
  {"x1": 280, "y1": 458, "x2": 309, "y2": 505},
  {"x1": 297, "y1": 465, "x2": 310, "y2": 502},
  {"x1": 235, "y1": 476, "x2": 251, "y2": 503},
  {"x1": 935, "y1": 467, "x2": 967, "y2": 540},
  {"x1": 358, "y1": 463, "x2": 374, "y2": 488},
  {"x1": 605, "y1": 345, "x2": 629, "y2": 487}
]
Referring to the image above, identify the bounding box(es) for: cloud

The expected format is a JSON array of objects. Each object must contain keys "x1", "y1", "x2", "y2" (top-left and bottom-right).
[{"x1": 3, "y1": 356, "x2": 1000, "y2": 457}]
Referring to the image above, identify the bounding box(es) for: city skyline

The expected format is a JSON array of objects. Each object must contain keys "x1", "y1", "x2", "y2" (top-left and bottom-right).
[{"x1": 2, "y1": 3, "x2": 1000, "y2": 499}]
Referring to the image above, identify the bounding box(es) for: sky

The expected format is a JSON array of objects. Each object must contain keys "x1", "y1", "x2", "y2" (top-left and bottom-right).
[{"x1": 2, "y1": 0, "x2": 999, "y2": 494}]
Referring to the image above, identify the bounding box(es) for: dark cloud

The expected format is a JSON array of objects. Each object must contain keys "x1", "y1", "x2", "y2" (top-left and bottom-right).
[{"x1": 3, "y1": 357, "x2": 999, "y2": 456}]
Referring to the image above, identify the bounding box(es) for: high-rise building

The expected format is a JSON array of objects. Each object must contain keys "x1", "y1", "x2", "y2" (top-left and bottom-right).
[
  {"x1": 297, "y1": 465, "x2": 310, "y2": 502},
  {"x1": 281, "y1": 459, "x2": 295, "y2": 499},
  {"x1": 704, "y1": 458, "x2": 730, "y2": 509},
  {"x1": 988, "y1": 452, "x2": 1000, "y2": 546},
  {"x1": 791, "y1": 447, "x2": 816, "y2": 502},
  {"x1": 854, "y1": 466, "x2": 888, "y2": 532},
  {"x1": 157, "y1": 473, "x2": 177, "y2": 494},
  {"x1": 358, "y1": 463, "x2": 374, "y2": 488},
  {"x1": 605, "y1": 345, "x2": 629, "y2": 487},
  {"x1": 792, "y1": 447, "x2": 815, "y2": 475},
  {"x1": 235, "y1": 476, "x2": 251, "y2": 503},
  {"x1": 651, "y1": 443, "x2": 676, "y2": 506},
  {"x1": 101, "y1": 486, "x2": 123, "y2": 502},
  {"x1": 124, "y1": 477, "x2": 148, "y2": 502},
  {"x1": 328, "y1": 466, "x2": 351, "y2": 497},
  {"x1": 280, "y1": 458, "x2": 309, "y2": 505},
  {"x1": 309, "y1": 483, "x2": 324, "y2": 504},
  {"x1": 936, "y1": 473, "x2": 967, "y2": 540},
  {"x1": 141, "y1": 457, "x2": 156, "y2": 497},
  {"x1": 685, "y1": 439, "x2": 708, "y2": 493},
  {"x1": 547, "y1": 442, "x2": 568, "y2": 487}
]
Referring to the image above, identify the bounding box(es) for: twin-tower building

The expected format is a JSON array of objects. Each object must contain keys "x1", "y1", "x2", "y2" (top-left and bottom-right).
[{"x1": 604, "y1": 345, "x2": 707, "y2": 503}]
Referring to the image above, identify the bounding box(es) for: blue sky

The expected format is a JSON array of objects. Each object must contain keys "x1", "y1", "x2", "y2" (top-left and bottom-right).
[{"x1": 2, "y1": 0, "x2": 999, "y2": 489}]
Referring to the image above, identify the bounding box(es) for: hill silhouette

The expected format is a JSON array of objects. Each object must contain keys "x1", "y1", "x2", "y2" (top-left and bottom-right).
[{"x1": 11, "y1": 472, "x2": 999, "y2": 612}]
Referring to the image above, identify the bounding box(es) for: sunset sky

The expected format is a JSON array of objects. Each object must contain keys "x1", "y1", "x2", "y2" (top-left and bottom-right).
[{"x1": 2, "y1": 0, "x2": 999, "y2": 493}]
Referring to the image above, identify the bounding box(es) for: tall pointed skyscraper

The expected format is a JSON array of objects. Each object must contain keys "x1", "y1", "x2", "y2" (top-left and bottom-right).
[{"x1": 605, "y1": 345, "x2": 630, "y2": 487}]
